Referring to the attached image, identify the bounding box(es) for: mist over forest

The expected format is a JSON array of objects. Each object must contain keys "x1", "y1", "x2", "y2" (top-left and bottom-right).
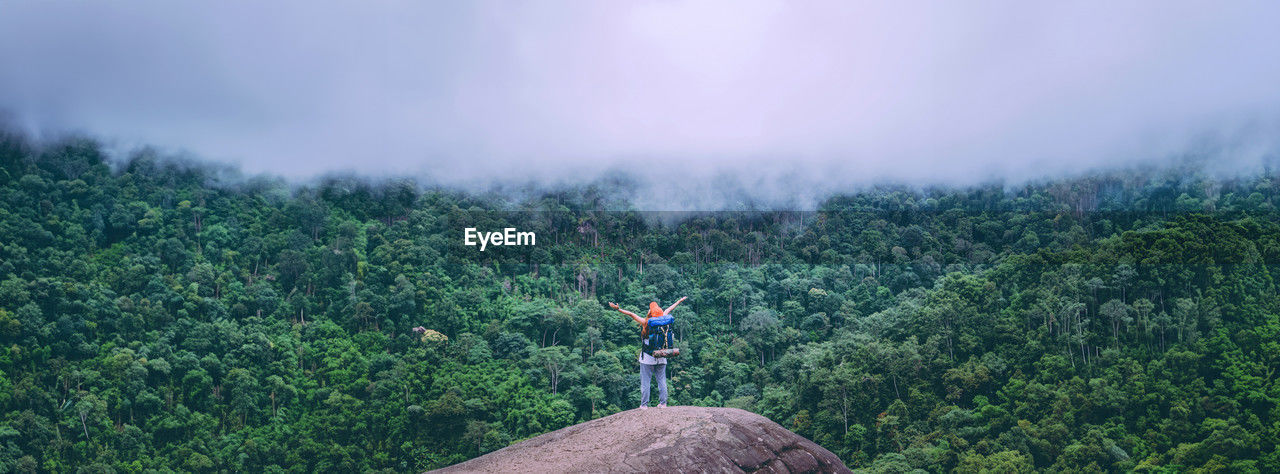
[{"x1": 5, "y1": 1, "x2": 1280, "y2": 472}]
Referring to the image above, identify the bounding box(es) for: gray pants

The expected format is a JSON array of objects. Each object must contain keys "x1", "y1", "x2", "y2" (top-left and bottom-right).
[{"x1": 639, "y1": 363, "x2": 667, "y2": 406}]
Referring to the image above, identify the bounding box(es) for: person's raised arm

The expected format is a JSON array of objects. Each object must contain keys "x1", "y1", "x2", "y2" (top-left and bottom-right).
[
  {"x1": 664, "y1": 296, "x2": 688, "y2": 315},
  {"x1": 609, "y1": 302, "x2": 645, "y2": 325}
]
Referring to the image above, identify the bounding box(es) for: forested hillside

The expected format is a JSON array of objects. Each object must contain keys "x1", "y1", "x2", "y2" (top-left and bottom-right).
[{"x1": 2, "y1": 131, "x2": 1279, "y2": 472}]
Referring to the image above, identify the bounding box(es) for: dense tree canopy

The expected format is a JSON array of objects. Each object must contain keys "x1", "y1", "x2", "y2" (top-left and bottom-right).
[{"x1": 2, "y1": 130, "x2": 1279, "y2": 472}]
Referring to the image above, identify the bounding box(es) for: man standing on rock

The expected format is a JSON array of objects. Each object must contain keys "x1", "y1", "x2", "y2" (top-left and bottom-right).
[{"x1": 609, "y1": 297, "x2": 687, "y2": 409}]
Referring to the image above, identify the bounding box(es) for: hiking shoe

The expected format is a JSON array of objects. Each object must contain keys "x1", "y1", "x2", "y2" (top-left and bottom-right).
[{"x1": 657, "y1": 403, "x2": 667, "y2": 408}]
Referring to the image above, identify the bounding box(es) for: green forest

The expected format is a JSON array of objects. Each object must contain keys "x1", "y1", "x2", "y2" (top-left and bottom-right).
[{"x1": 2, "y1": 130, "x2": 1279, "y2": 473}]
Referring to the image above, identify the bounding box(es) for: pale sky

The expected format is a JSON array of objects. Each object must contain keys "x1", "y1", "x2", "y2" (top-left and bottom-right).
[{"x1": 2, "y1": 1, "x2": 1279, "y2": 206}]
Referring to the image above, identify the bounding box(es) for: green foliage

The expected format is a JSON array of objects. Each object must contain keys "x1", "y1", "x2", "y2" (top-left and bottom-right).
[{"x1": 2, "y1": 133, "x2": 1280, "y2": 471}]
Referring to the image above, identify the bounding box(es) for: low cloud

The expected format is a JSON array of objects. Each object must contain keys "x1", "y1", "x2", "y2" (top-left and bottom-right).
[{"x1": 2, "y1": 1, "x2": 1279, "y2": 209}]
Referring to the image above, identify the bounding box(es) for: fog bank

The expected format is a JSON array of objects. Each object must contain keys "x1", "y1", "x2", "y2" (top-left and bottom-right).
[{"x1": 2, "y1": 1, "x2": 1279, "y2": 208}]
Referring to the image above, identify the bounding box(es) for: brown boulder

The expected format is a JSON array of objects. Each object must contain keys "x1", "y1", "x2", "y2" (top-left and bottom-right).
[{"x1": 432, "y1": 406, "x2": 851, "y2": 473}]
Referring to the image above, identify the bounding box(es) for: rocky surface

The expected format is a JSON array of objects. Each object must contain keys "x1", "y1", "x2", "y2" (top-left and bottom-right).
[{"x1": 432, "y1": 406, "x2": 851, "y2": 473}]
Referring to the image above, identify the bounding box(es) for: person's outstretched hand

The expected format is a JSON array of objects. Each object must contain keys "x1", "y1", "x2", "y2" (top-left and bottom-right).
[{"x1": 608, "y1": 302, "x2": 619, "y2": 310}]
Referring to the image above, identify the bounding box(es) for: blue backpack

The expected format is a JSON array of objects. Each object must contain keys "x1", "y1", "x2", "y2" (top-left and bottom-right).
[{"x1": 643, "y1": 315, "x2": 678, "y2": 357}]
